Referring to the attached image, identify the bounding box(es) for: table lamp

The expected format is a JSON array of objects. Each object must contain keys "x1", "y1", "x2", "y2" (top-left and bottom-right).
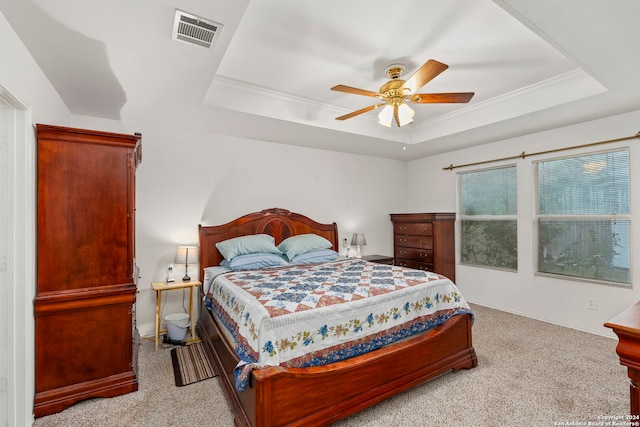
[
  {"x1": 175, "y1": 245, "x2": 198, "y2": 281},
  {"x1": 350, "y1": 233, "x2": 367, "y2": 258}
]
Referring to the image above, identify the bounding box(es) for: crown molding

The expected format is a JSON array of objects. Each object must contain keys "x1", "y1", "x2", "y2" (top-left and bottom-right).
[{"x1": 203, "y1": 69, "x2": 607, "y2": 145}]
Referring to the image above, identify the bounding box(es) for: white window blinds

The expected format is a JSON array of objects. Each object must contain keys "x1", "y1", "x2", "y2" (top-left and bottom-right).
[
  {"x1": 460, "y1": 166, "x2": 517, "y2": 271},
  {"x1": 536, "y1": 149, "x2": 630, "y2": 284}
]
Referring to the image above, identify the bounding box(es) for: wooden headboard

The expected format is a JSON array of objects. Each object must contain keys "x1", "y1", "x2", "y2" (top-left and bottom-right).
[{"x1": 198, "y1": 208, "x2": 339, "y2": 278}]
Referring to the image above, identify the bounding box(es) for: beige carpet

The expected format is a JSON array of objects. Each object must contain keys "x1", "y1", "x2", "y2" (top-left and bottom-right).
[
  {"x1": 33, "y1": 304, "x2": 628, "y2": 426},
  {"x1": 32, "y1": 338, "x2": 234, "y2": 427}
]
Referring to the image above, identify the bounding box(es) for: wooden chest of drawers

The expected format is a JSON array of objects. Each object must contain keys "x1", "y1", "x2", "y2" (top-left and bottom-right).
[{"x1": 390, "y1": 213, "x2": 456, "y2": 282}]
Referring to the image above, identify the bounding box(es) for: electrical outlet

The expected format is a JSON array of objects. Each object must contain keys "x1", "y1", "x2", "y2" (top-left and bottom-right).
[{"x1": 587, "y1": 297, "x2": 597, "y2": 310}]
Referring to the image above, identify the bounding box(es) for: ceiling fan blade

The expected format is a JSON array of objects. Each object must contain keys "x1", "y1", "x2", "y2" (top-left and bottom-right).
[
  {"x1": 335, "y1": 103, "x2": 384, "y2": 120},
  {"x1": 401, "y1": 59, "x2": 449, "y2": 93},
  {"x1": 331, "y1": 85, "x2": 379, "y2": 97},
  {"x1": 410, "y1": 92, "x2": 475, "y2": 103}
]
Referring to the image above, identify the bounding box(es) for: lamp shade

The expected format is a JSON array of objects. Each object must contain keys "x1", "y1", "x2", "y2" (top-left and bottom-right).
[
  {"x1": 378, "y1": 104, "x2": 414, "y2": 127},
  {"x1": 350, "y1": 233, "x2": 367, "y2": 246},
  {"x1": 175, "y1": 245, "x2": 198, "y2": 282},
  {"x1": 397, "y1": 103, "x2": 415, "y2": 126},
  {"x1": 175, "y1": 245, "x2": 198, "y2": 265},
  {"x1": 378, "y1": 105, "x2": 394, "y2": 127}
]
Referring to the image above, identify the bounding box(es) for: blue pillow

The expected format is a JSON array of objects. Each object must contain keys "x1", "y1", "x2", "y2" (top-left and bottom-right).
[
  {"x1": 216, "y1": 234, "x2": 282, "y2": 261},
  {"x1": 220, "y1": 253, "x2": 289, "y2": 271},
  {"x1": 278, "y1": 234, "x2": 333, "y2": 261},
  {"x1": 290, "y1": 249, "x2": 338, "y2": 265}
]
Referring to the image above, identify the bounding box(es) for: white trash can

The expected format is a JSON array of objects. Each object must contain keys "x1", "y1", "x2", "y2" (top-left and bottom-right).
[{"x1": 165, "y1": 313, "x2": 190, "y2": 341}]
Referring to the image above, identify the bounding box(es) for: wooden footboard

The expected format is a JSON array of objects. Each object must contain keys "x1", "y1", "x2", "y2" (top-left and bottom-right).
[{"x1": 197, "y1": 297, "x2": 477, "y2": 427}]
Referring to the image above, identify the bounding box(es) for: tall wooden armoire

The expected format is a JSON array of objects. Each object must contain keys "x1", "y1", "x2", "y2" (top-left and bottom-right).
[{"x1": 34, "y1": 124, "x2": 141, "y2": 417}]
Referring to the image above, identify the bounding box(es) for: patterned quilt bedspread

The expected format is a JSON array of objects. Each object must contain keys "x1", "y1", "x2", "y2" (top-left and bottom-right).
[{"x1": 204, "y1": 258, "x2": 472, "y2": 391}]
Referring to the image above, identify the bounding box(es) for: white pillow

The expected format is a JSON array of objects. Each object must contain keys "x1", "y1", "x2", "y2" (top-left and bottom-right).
[
  {"x1": 215, "y1": 234, "x2": 282, "y2": 261},
  {"x1": 278, "y1": 234, "x2": 332, "y2": 261}
]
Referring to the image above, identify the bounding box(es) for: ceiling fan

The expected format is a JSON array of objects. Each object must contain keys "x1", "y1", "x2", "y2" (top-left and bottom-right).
[{"x1": 331, "y1": 59, "x2": 474, "y2": 127}]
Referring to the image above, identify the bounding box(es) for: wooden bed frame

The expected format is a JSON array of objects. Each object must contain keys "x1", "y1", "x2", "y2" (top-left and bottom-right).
[{"x1": 197, "y1": 208, "x2": 477, "y2": 427}]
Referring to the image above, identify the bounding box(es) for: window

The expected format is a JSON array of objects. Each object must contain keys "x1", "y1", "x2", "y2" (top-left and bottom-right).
[
  {"x1": 459, "y1": 166, "x2": 517, "y2": 270},
  {"x1": 536, "y1": 149, "x2": 630, "y2": 285}
]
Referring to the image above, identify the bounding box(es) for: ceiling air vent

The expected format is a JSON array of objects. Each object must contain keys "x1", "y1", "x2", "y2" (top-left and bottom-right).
[{"x1": 172, "y1": 9, "x2": 222, "y2": 49}]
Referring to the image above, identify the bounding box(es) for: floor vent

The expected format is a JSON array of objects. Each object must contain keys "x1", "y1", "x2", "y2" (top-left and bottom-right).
[{"x1": 172, "y1": 9, "x2": 222, "y2": 49}]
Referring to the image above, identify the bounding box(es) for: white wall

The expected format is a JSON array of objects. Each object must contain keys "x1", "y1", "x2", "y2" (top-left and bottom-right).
[
  {"x1": 134, "y1": 138, "x2": 406, "y2": 335},
  {"x1": 407, "y1": 109, "x2": 640, "y2": 336},
  {"x1": 72, "y1": 111, "x2": 408, "y2": 337},
  {"x1": 0, "y1": 15, "x2": 69, "y2": 125}
]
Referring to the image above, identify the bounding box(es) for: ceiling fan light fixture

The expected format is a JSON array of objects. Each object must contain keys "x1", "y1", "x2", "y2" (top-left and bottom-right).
[
  {"x1": 397, "y1": 103, "x2": 415, "y2": 126},
  {"x1": 378, "y1": 105, "x2": 394, "y2": 127},
  {"x1": 332, "y1": 59, "x2": 473, "y2": 126}
]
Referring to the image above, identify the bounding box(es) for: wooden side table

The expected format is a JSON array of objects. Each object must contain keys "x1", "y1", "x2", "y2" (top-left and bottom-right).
[
  {"x1": 361, "y1": 255, "x2": 394, "y2": 265},
  {"x1": 151, "y1": 279, "x2": 201, "y2": 350},
  {"x1": 605, "y1": 301, "x2": 640, "y2": 416}
]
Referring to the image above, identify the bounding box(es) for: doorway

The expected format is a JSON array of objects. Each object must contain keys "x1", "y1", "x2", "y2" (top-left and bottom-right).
[{"x1": 0, "y1": 85, "x2": 35, "y2": 426}]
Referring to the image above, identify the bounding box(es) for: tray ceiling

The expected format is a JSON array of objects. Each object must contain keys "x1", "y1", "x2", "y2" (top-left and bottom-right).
[{"x1": 2, "y1": 0, "x2": 638, "y2": 160}]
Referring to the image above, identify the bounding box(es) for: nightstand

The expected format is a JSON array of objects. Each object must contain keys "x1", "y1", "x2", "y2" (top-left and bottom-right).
[
  {"x1": 151, "y1": 279, "x2": 201, "y2": 350},
  {"x1": 361, "y1": 255, "x2": 394, "y2": 265}
]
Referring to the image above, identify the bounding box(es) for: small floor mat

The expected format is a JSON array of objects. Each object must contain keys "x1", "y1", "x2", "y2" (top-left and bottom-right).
[{"x1": 170, "y1": 341, "x2": 217, "y2": 386}]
